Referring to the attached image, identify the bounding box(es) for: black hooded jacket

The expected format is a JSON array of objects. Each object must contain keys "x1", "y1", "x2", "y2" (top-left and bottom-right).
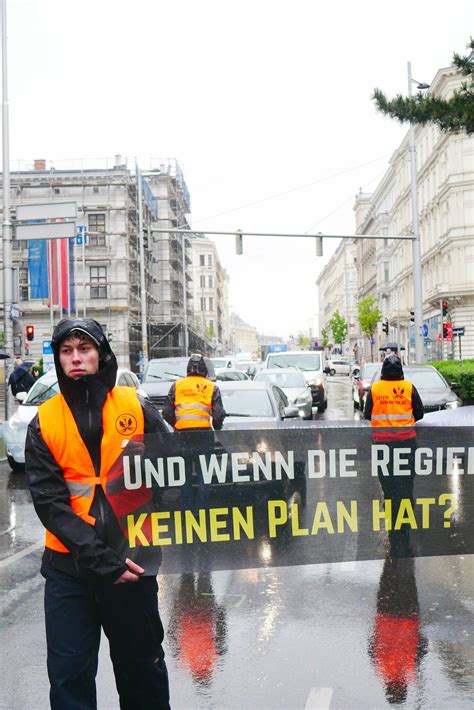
[
  {"x1": 364, "y1": 356, "x2": 424, "y2": 422},
  {"x1": 26, "y1": 318, "x2": 169, "y2": 582}
]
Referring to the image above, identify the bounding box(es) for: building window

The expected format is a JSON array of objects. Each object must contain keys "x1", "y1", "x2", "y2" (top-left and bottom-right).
[
  {"x1": 208, "y1": 297, "x2": 213, "y2": 311},
  {"x1": 208, "y1": 254, "x2": 213, "y2": 266},
  {"x1": 200, "y1": 275, "x2": 206, "y2": 288},
  {"x1": 200, "y1": 254, "x2": 205, "y2": 266},
  {"x1": 90, "y1": 266, "x2": 107, "y2": 299},
  {"x1": 208, "y1": 276, "x2": 213, "y2": 288},
  {"x1": 200, "y1": 297, "x2": 206, "y2": 311},
  {"x1": 19, "y1": 267, "x2": 29, "y2": 301},
  {"x1": 93, "y1": 187, "x2": 99, "y2": 194},
  {"x1": 54, "y1": 188, "x2": 60, "y2": 195},
  {"x1": 88, "y1": 213, "x2": 106, "y2": 246}
]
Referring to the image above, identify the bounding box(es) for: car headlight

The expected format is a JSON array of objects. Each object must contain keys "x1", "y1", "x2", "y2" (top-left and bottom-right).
[
  {"x1": 444, "y1": 400, "x2": 460, "y2": 409},
  {"x1": 308, "y1": 375, "x2": 322, "y2": 387}
]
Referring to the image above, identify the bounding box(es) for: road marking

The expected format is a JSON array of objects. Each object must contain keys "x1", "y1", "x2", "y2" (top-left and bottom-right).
[
  {"x1": 0, "y1": 541, "x2": 43, "y2": 569},
  {"x1": 305, "y1": 687, "x2": 333, "y2": 710}
]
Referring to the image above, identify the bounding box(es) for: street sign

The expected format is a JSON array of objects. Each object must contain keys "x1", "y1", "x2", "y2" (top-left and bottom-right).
[
  {"x1": 422, "y1": 323, "x2": 428, "y2": 337},
  {"x1": 452, "y1": 327, "x2": 465, "y2": 336},
  {"x1": 16, "y1": 202, "x2": 77, "y2": 221},
  {"x1": 10, "y1": 305, "x2": 20, "y2": 320},
  {"x1": 15, "y1": 221, "x2": 76, "y2": 240},
  {"x1": 73, "y1": 226, "x2": 88, "y2": 245},
  {"x1": 43, "y1": 340, "x2": 55, "y2": 372}
]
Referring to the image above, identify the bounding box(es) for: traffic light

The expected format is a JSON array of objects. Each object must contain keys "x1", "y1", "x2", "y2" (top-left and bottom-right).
[
  {"x1": 443, "y1": 324, "x2": 448, "y2": 339},
  {"x1": 315, "y1": 235, "x2": 323, "y2": 257},
  {"x1": 235, "y1": 229, "x2": 243, "y2": 255},
  {"x1": 410, "y1": 310, "x2": 415, "y2": 323},
  {"x1": 442, "y1": 300, "x2": 449, "y2": 317},
  {"x1": 382, "y1": 319, "x2": 389, "y2": 334},
  {"x1": 26, "y1": 325, "x2": 35, "y2": 341}
]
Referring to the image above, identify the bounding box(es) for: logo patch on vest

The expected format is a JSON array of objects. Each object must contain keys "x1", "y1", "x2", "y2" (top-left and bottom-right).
[
  {"x1": 116, "y1": 413, "x2": 138, "y2": 435},
  {"x1": 392, "y1": 386, "x2": 405, "y2": 399}
]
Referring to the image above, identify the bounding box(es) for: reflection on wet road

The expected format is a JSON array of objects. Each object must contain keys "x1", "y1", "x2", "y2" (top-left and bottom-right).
[{"x1": 1, "y1": 376, "x2": 473, "y2": 708}]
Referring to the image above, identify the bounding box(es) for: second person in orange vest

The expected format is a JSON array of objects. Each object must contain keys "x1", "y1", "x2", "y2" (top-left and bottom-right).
[{"x1": 162, "y1": 354, "x2": 226, "y2": 431}]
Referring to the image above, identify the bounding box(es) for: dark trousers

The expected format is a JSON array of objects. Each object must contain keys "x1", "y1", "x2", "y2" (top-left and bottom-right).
[{"x1": 42, "y1": 565, "x2": 170, "y2": 710}]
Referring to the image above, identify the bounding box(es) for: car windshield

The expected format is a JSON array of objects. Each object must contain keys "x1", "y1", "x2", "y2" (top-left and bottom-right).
[
  {"x1": 25, "y1": 378, "x2": 59, "y2": 405},
  {"x1": 144, "y1": 361, "x2": 188, "y2": 381},
  {"x1": 405, "y1": 370, "x2": 449, "y2": 389},
  {"x1": 216, "y1": 371, "x2": 246, "y2": 381},
  {"x1": 221, "y1": 389, "x2": 274, "y2": 417},
  {"x1": 256, "y1": 372, "x2": 306, "y2": 388},
  {"x1": 234, "y1": 361, "x2": 254, "y2": 371},
  {"x1": 267, "y1": 353, "x2": 321, "y2": 371},
  {"x1": 211, "y1": 358, "x2": 229, "y2": 369},
  {"x1": 361, "y1": 364, "x2": 380, "y2": 380}
]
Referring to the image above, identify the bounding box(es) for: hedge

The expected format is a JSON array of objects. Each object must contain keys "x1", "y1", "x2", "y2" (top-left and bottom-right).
[{"x1": 428, "y1": 359, "x2": 474, "y2": 405}]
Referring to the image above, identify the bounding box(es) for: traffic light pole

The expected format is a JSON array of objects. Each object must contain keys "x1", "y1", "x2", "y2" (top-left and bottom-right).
[
  {"x1": 2, "y1": 0, "x2": 13, "y2": 419},
  {"x1": 408, "y1": 62, "x2": 424, "y2": 364}
]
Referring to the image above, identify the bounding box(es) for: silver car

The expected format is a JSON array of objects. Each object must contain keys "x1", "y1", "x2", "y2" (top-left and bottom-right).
[{"x1": 253, "y1": 368, "x2": 313, "y2": 420}]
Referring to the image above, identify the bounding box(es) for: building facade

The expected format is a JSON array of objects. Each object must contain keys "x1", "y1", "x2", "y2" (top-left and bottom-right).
[
  {"x1": 0, "y1": 157, "x2": 214, "y2": 369},
  {"x1": 229, "y1": 313, "x2": 259, "y2": 357},
  {"x1": 191, "y1": 237, "x2": 230, "y2": 354},
  {"x1": 316, "y1": 239, "x2": 358, "y2": 356},
  {"x1": 353, "y1": 64, "x2": 474, "y2": 362}
]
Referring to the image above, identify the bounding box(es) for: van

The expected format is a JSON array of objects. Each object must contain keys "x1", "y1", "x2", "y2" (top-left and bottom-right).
[{"x1": 264, "y1": 350, "x2": 327, "y2": 413}]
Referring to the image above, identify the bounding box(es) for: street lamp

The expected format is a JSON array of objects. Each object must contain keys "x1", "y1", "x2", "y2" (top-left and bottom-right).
[{"x1": 407, "y1": 61, "x2": 429, "y2": 364}]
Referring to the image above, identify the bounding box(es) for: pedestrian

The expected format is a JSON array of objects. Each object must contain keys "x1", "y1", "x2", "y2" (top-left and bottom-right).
[
  {"x1": 162, "y1": 353, "x2": 226, "y2": 433},
  {"x1": 364, "y1": 354, "x2": 424, "y2": 435},
  {"x1": 364, "y1": 354, "x2": 424, "y2": 556},
  {"x1": 162, "y1": 354, "x2": 226, "y2": 504},
  {"x1": 8, "y1": 358, "x2": 35, "y2": 396},
  {"x1": 25, "y1": 318, "x2": 170, "y2": 710}
]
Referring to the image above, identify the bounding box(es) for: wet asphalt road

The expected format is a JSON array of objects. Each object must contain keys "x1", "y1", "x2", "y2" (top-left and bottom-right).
[{"x1": 1, "y1": 377, "x2": 473, "y2": 709}]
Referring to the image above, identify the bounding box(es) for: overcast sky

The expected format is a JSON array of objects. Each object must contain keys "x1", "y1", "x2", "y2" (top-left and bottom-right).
[{"x1": 5, "y1": 0, "x2": 472, "y2": 339}]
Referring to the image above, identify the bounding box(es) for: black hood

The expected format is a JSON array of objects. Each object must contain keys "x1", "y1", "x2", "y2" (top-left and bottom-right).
[
  {"x1": 51, "y1": 318, "x2": 117, "y2": 405},
  {"x1": 381, "y1": 354, "x2": 404, "y2": 381}
]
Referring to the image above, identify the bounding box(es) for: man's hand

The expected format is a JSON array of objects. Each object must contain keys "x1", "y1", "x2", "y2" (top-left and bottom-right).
[{"x1": 113, "y1": 558, "x2": 145, "y2": 584}]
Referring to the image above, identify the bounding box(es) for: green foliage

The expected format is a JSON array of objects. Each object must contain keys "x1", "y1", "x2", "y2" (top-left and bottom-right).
[
  {"x1": 329, "y1": 310, "x2": 348, "y2": 346},
  {"x1": 206, "y1": 323, "x2": 215, "y2": 339},
  {"x1": 357, "y1": 296, "x2": 381, "y2": 339},
  {"x1": 321, "y1": 328, "x2": 329, "y2": 348},
  {"x1": 373, "y1": 38, "x2": 474, "y2": 134},
  {"x1": 429, "y1": 359, "x2": 474, "y2": 404},
  {"x1": 296, "y1": 332, "x2": 311, "y2": 350}
]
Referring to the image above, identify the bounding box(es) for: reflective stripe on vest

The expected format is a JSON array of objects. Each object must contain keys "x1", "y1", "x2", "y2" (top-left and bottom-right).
[
  {"x1": 370, "y1": 379, "x2": 415, "y2": 431},
  {"x1": 174, "y1": 376, "x2": 214, "y2": 430},
  {"x1": 38, "y1": 386, "x2": 144, "y2": 552}
]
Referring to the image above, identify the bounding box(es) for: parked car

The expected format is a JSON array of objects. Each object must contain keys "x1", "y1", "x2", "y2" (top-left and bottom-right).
[
  {"x1": 219, "y1": 381, "x2": 300, "y2": 425},
  {"x1": 253, "y1": 368, "x2": 313, "y2": 420},
  {"x1": 210, "y1": 356, "x2": 235, "y2": 370},
  {"x1": 141, "y1": 356, "x2": 216, "y2": 409},
  {"x1": 324, "y1": 358, "x2": 353, "y2": 376},
  {"x1": 263, "y1": 350, "x2": 327, "y2": 413},
  {"x1": 215, "y1": 368, "x2": 249, "y2": 382},
  {"x1": 370, "y1": 364, "x2": 462, "y2": 413},
  {"x1": 352, "y1": 362, "x2": 381, "y2": 409},
  {"x1": 416, "y1": 405, "x2": 474, "y2": 427},
  {"x1": 2, "y1": 368, "x2": 147, "y2": 471}
]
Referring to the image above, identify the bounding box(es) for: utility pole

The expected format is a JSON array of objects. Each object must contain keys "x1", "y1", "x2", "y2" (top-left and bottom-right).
[
  {"x1": 136, "y1": 164, "x2": 148, "y2": 369},
  {"x1": 407, "y1": 61, "x2": 425, "y2": 364},
  {"x1": 2, "y1": 0, "x2": 13, "y2": 418},
  {"x1": 181, "y1": 232, "x2": 189, "y2": 356}
]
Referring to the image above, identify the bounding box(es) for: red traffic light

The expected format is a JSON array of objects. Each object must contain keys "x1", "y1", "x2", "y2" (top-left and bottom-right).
[
  {"x1": 26, "y1": 325, "x2": 35, "y2": 341},
  {"x1": 442, "y1": 300, "x2": 449, "y2": 317}
]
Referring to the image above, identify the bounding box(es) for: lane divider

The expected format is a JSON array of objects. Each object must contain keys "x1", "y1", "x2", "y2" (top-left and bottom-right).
[
  {"x1": 0, "y1": 541, "x2": 43, "y2": 569},
  {"x1": 305, "y1": 687, "x2": 333, "y2": 710}
]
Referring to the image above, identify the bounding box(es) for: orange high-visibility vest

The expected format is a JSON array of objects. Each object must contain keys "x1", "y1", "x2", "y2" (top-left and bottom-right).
[
  {"x1": 370, "y1": 380, "x2": 415, "y2": 428},
  {"x1": 38, "y1": 386, "x2": 144, "y2": 552},
  {"x1": 174, "y1": 376, "x2": 214, "y2": 430}
]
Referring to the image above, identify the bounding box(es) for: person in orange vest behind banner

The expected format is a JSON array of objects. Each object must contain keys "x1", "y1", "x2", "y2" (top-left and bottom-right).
[
  {"x1": 162, "y1": 354, "x2": 226, "y2": 504},
  {"x1": 364, "y1": 354, "x2": 424, "y2": 438},
  {"x1": 25, "y1": 318, "x2": 170, "y2": 710}
]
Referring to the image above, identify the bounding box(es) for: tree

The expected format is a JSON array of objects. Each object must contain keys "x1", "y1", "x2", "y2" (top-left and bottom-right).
[
  {"x1": 206, "y1": 322, "x2": 215, "y2": 339},
  {"x1": 372, "y1": 38, "x2": 474, "y2": 135},
  {"x1": 321, "y1": 327, "x2": 329, "y2": 349},
  {"x1": 329, "y1": 310, "x2": 348, "y2": 351},
  {"x1": 296, "y1": 332, "x2": 310, "y2": 350},
  {"x1": 357, "y1": 296, "x2": 381, "y2": 361}
]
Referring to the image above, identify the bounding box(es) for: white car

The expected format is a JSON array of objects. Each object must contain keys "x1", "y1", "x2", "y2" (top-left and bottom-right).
[
  {"x1": 254, "y1": 368, "x2": 313, "y2": 420},
  {"x1": 325, "y1": 358, "x2": 355, "y2": 376},
  {"x1": 2, "y1": 368, "x2": 147, "y2": 471}
]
